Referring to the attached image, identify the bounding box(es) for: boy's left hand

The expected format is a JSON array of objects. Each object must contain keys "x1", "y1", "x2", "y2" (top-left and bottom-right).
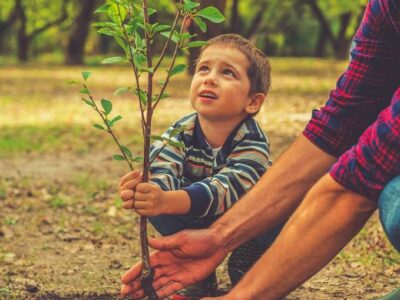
[{"x1": 133, "y1": 182, "x2": 167, "y2": 216}]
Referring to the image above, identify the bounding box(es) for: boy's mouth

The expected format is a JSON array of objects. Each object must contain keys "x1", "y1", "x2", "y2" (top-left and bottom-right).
[{"x1": 198, "y1": 90, "x2": 217, "y2": 100}]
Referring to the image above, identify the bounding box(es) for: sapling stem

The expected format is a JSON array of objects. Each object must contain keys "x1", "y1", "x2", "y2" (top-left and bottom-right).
[{"x1": 78, "y1": 1, "x2": 225, "y2": 298}]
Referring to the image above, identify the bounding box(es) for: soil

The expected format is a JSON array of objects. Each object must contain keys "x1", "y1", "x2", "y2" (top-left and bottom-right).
[{"x1": 1, "y1": 139, "x2": 399, "y2": 300}]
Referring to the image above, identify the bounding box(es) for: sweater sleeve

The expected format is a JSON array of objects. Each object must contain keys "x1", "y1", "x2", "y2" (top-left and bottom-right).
[{"x1": 183, "y1": 137, "x2": 271, "y2": 217}]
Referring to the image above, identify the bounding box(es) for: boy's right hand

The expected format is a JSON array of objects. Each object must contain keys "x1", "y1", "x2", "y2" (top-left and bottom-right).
[{"x1": 119, "y1": 170, "x2": 143, "y2": 209}]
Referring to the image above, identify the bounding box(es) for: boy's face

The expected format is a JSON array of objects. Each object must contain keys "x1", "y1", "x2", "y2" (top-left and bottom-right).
[{"x1": 190, "y1": 45, "x2": 258, "y2": 123}]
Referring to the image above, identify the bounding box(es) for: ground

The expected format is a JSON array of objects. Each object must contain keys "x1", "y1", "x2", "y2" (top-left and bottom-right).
[{"x1": 0, "y1": 58, "x2": 399, "y2": 300}]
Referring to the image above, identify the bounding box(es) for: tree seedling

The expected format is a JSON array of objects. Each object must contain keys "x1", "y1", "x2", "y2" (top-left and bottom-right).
[{"x1": 69, "y1": 1, "x2": 224, "y2": 298}]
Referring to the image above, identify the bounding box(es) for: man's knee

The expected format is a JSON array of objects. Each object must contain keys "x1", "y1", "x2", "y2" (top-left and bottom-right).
[{"x1": 379, "y1": 176, "x2": 400, "y2": 252}]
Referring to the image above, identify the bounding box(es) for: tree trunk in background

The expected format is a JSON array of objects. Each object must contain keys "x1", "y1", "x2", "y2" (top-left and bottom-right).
[
  {"x1": 314, "y1": 26, "x2": 327, "y2": 57},
  {"x1": 187, "y1": 0, "x2": 226, "y2": 74},
  {"x1": 15, "y1": 0, "x2": 69, "y2": 62},
  {"x1": 230, "y1": 0, "x2": 240, "y2": 34},
  {"x1": 335, "y1": 12, "x2": 352, "y2": 59},
  {"x1": 303, "y1": 0, "x2": 359, "y2": 59},
  {"x1": 65, "y1": 0, "x2": 99, "y2": 65},
  {"x1": 245, "y1": 1, "x2": 267, "y2": 40},
  {"x1": 0, "y1": 3, "x2": 18, "y2": 54},
  {"x1": 15, "y1": 0, "x2": 29, "y2": 61}
]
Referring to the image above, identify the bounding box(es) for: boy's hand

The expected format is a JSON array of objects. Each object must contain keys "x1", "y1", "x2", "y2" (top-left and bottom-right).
[
  {"x1": 119, "y1": 170, "x2": 143, "y2": 209},
  {"x1": 133, "y1": 183, "x2": 167, "y2": 216}
]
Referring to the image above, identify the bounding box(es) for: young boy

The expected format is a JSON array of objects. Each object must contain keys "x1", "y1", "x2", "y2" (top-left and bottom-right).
[{"x1": 119, "y1": 34, "x2": 280, "y2": 298}]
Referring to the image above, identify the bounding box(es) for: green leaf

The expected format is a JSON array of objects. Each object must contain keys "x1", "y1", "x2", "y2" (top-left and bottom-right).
[
  {"x1": 135, "y1": 89, "x2": 147, "y2": 105},
  {"x1": 113, "y1": 36, "x2": 129, "y2": 56},
  {"x1": 92, "y1": 21, "x2": 119, "y2": 29},
  {"x1": 153, "y1": 93, "x2": 169, "y2": 100},
  {"x1": 80, "y1": 88, "x2": 90, "y2": 95},
  {"x1": 153, "y1": 24, "x2": 171, "y2": 34},
  {"x1": 142, "y1": 67, "x2": 154, "y2": 74},
  {"x1": 148, "y1": 8, "x2": 157, "y2": 16},
  {"x1": 94, "y1": 3, "x2": 112, "y2": 14},
  {"x1": 196, "y1": 7, "x2": 225, "y2": 23},
  {"x1": 132, "y1": 156, "x2": 144, "y2": 163},
  {"x1": 110, "y1": 115, "x2": 122, "y2": 126},
  {"x1": 169, "y1": 125, "x2": 185, "y2": 138},
  {"x1": 121, "y1": 145, "x2": 133, "y2": 159},
  {"x1": 82, "y1": 71, "x2": 92, "y2": 81},
  {"x1": 193, "y1": 17, "x2": 207, "y2": 33},
  {"x1": 183, "y1": 0, "x2": 200, "y2": 11},
  {"x1": 94, "y1": 124, "x2": 106, "y2": 131},
  {"x1": 187, "y1": 41, "x2": 208, "y2": 48},
  {"x1": 81, "y1": 98, "x2": 94, "y2": 107},
  {"x1": 133, "y1": 53, "x2": 147, "y2": 70},
  {"x1": 66, "y1": 80, "x2": 79, "y2": 85},
  {"x1": 160, "y1": 30, "x2": 180, "y2": 44},
  {"x1": 97, "y1": 27, "x2": 116, "y2": 36},
  {"x1": 114, "y1": 87, "x2": 130, "y2": 96},
  {"x1": 167, "y1": 140, "x2": 185, "y2": 149},
  {"x1": 157, "y1": 79, "x2": 166, "y2": 86},
  {"x1": 113, "y1": 154, "x2": 126, "y2": 161},
  {"x1": 101, "y1": 98, "x2": 112, "y2": 115},
  {"x1": 170, "y1": 64, "x2": 186, "y2": 76},
  {"x1": 151, "y1": 135, "x2": 164, "y2": 142},
  {"x1": 101, "y1": 56, "x2": 124, "y2": 64},
  {"x1": 180, "y1": 32, "x2": 196, "y2": 41},
  {"x1": 107, "y1": 3, "x2": 127, "y2": 25}
]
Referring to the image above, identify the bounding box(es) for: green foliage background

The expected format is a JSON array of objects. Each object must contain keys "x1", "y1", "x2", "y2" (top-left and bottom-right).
[{"x1": 0, "y1": 0, "x2": 368, "y2": 62}]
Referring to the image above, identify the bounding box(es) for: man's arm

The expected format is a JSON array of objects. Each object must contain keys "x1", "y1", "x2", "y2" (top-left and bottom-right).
[
  {"x1": 120, "y1": 136, "x2": 336, "y2": 299},
  {"x1": 216, "y1": 174, "x2": 376, "y2": 300},
  {"x1": 212, "y1": 135, "x2": 336, "y2": 252}
]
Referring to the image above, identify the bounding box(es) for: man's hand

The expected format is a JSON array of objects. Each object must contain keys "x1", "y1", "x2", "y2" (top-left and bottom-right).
[
  {"x1": 120, "y1": 229, "x2": 228, "y2": 299},
  {"x1": 119, "y1": 170, "x2": 143, "y2": 210},
  {"x1": 134, "y1": 182, "x2": 167, "y2": 216}
]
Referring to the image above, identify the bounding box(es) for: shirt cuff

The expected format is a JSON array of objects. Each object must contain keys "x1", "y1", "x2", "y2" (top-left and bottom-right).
[
  {"x1": 183, "y1": 183, "x2": 211, "y2": 216},
  {"x1": 329, "y1": 147, "x2": 382, "y2": 201}
]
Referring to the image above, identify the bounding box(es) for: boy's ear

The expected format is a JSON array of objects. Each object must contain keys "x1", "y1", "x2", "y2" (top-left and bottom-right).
[{"x1": 245, "y1": 93, "x2": 265, "y2": 114}]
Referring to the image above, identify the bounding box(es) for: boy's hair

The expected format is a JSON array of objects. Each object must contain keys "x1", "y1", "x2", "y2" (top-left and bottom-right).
[{"x1": 199, "y1": 34, "x2": 271, "y2": 97}]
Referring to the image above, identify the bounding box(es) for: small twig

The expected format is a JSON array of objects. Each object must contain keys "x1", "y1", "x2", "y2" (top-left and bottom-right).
[
  {"x1": 84, "y1": 84, "x2": 134, "y2": 171},
  {"x1": 152, "y1": 14, "x2": 188, "y2": 111},
  {"x1": 117, "y1": 4, "x2": 147, "y2": 138},
  {"x1": 153, "y1": 11, "x2": 180, "y2": 73}
]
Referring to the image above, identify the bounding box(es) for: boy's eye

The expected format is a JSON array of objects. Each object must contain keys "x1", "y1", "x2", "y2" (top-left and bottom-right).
[
  {"x1": 222, "y1": 69, "x2": 236, "y2": 77},
  {"x1": 197, "y1": 65, "x2": 209, "y2": 72}
]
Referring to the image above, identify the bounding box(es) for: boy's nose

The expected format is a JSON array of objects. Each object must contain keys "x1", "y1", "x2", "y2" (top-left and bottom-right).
[{"x1": 204, "y1": 75, "x2": 217, "y2": 86}]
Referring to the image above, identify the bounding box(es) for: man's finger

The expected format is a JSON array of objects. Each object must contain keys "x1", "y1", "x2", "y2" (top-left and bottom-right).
[
  {"x1": 148, "y1": 233, "x2": 183, "y2": 251},
  {"x1": 121, "y1": 262, "x2": 143, "y2": 284}
]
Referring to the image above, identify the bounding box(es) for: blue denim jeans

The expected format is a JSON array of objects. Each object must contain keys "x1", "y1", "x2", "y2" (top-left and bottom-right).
[
  {"x1": 149, "y1": 213, "x2": 283, "y2": 250},
  {"x1": 379, "y1": 176, "x2": 400, "y2": 252}
]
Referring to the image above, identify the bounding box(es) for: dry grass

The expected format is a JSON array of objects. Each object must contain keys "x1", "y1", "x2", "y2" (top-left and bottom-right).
[{"x1": 0, "y1": 58, "x2": 399, "y2": 299}]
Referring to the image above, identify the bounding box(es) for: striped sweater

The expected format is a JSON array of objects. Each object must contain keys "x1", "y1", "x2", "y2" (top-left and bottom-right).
[{"x1": 150, "y1": 113, "x2": 271, "y2": 217}]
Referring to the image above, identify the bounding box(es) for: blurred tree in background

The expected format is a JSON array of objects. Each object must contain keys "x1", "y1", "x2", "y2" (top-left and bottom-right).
[{"x1": 0, "y1": 0, "x2": 367, "y2": 65}]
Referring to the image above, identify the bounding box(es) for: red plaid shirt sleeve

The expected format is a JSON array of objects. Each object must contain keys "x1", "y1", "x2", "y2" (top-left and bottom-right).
[{"x1": 303, "y1": 0, "x2": 400, "y2": 200}]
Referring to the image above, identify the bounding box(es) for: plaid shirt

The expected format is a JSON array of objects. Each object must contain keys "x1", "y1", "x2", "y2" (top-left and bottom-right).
[
  {"x1": 150, "y1": 113, "x2": 271, "y2": 217},
  {"x1": 304, "y1": 0, "x2": 400, "y2": 200}
]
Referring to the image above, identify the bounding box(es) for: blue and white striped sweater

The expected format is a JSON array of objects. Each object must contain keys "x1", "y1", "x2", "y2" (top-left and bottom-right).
[{"x1": 150, "y1": 112, "x2": 271, "y2": 217}]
